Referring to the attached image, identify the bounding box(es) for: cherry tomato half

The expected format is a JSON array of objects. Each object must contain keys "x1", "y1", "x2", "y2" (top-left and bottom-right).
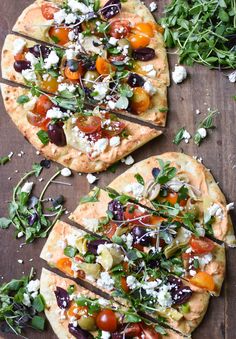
[
  {"x1": 96, "y1": 57, "x2": 116, "y2": 75},
  {"x1": 96, "y1": 309, "x2": 117, "y2": 332},
  {"x1": 109, "y1": 20, "x2": 131, "y2": 39},
  {"x1": 189, "y1": 271, "x2": 215, "y2": 291},
  {"x1": 103, "y1": 222, "x2": 117, "y2": 239},
  {"x1": 27, "y1": 112, "x2": 51, "y2": 131},
  {"x1": 124, "y1": 204, "x2": 150, "y2": 225},
  {"x1": 124, "y1": 323, "x2": 142, "y2": 337},
  {"x1": 76, "y1": 116, "x2": 102, "y2": 134},
  {"x1": 190, "y1": 236, "x2": 215, "y2": 254},
  {"x1": 141, "y1": 323, "x2": 160, "y2": 339},
  {"x1": 131, "y1": 87, "x2": 150, "y2": 114},
  {"x1": 64, "y1": 64, "x2": 84, "y2": 80},
  {"x1": 41, "y1": 3, "x2": 59, "y2": 20},
  {"x1": 35, "y1": 95, "x2": 54, "y2": 116},
  {"x1": 134, "y1": 23, "x2": 155, "y2": 38},
  {"x1": 49, "y1": 26, "x2": 71, "y2": 46},
  {"x1": 56, "y1": 257, "x2": 74, "y2": 276},
  {"x1": 128, "y1": 33, "x2": 150, "y2": 49},
  {"x1": 120, "y1": 277, "x2": 129, "y2": 293},
  {"x1": 39, "y1": 76, "x2": 59, "y2": 93},
  {"x1": 102, "y1": 121, "x2": 126, "y2": 138}
]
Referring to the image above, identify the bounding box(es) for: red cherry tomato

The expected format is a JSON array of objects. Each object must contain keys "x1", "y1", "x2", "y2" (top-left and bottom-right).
[
  {"x1": 96, "y1": 309, "x2": 117, "y2": 332},
  {"x1": 76, "y1": 116, "x2": 102, "y2": 134},
  {"x1": 124, "y1": 204, "x2": 150, "y2": 225},
  {"x1": 109, "y1": 20, "x2": 131, "y2": 39},
  {"x1": 124, "y1": 323, "x2": 142, "y2": 337},
  {"x1": 87, "y1": 130, "x2": 103, "y2": 142},
  {"x1": 141, "y1": 323, "x2": 160, "y2": 339},
  {"x1": 103, "y1": 222, "x2": 117, "y2": 239},
  {"x1": 35, "y1": 95, "x2": 54, "y2": 116},
  {"x1": 120, "y1": 277, "x2": 129, "y2": 293},
  {"x1": 190, "y1": 236, "x2": 215, "y2": 254},
  {"x1": 49, "y1": 26, "x2": 71, "y2": 46},
  {"x1": 102, "y1": 121, "x2": 126, "y2": 138},
  {"x1": 41, "y1": 3, "x2": 59, "y2": 20},
  {"x1": 27, "y1": 112, "x2": 50, "y2": 131}
]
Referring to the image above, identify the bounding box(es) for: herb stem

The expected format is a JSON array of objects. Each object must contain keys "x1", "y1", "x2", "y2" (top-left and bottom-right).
[{"x1": 39, "y1": 170, "x2": 61, "y2": 202}]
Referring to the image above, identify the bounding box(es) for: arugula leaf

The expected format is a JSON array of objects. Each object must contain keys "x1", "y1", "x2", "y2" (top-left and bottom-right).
[
  {"x1": 0, "y1": 217, "x2": 11, "y2": 229},
  {"x1": 80, "y1": 187, "x2": 100, "y2": 204},
  {"x1": 31, "y1": 315, "x2": 45, "y2": 331},
  {"x1": 0, "y1": 155, "x2": 10, "y2": 165},
  {"x1": 32, "y1": 163, "x2": 43, "y2": 177},
  {"x1": 124, "y1": 311, "x2": 142, "y2": 323},
  {"x1": 173, "y1": 127, "x2": 185, "y2": 145},
  {"x1": 193, "y1": 109, "x2": 219, "y2": 145},
  {"x1": 155, "y1": 159, "x2": 177, "y2": 184},
  {"x1": 32, "y1": 294, "x2": 45, "y2": 312},
  {"x1": 37, "y1": 130, "x2": 49, "y2": 145},
  {"x1": 108, "y1": 162, "x2": 120, "y2": 173},
  {"x1": 155, "y1": 324, "x2": 167, "y2": 335},
  {"x1": 67, "y1": 285, "x2": 75, "y2": 295},
  {"x1": 134, "y1": 173, "x2": 144, "y2": 186},
  {"x1": 17, "y1": 95, "x2": 30, "y2": 104},
  {"x1": 64, "y1": 245, "x2": 78, "y2": 258},
  {"x1": 76, "y1": 297, "x2": 101, "y2": 315}
]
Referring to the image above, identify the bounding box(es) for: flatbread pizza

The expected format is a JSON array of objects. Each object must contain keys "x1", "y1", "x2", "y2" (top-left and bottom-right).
[
  {"x1": 0, "y1": 83, "x2": 161, "y2": 172},
  {"x1": 41, "y1": 220, "x2": 209, "y2": 335},
  {"x1": 40, "y1": 268, "x2": 187, "y2": 339}
]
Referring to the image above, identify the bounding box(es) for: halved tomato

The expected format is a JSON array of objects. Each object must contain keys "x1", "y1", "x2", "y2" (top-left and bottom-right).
[
  {"x1": 131, "y1": 87, "x2": 150, "y2": 114},
  {"x1": 35, "y1": 95, "x2": 54, "y2": 116},
  {"x1": 56, "y1": 257, "x2": 74, "y2": 276},
  {"x1": 189, "y1": 271, "x2": 215, "y2": 291},
  {"x1": 102, "y1": 121, "x2": 126, "y2": 138},
  {"x1": 49, "y1": 26, "x2": 71, "y2": 46},
  {"x1": 190, "y1": 236, "x2": 215, "y2": 254},
  {"x1": 39, "y1": 76, "x2": 59, "y2": 93},
  {"x1": 41, "y1": 3, "x2": 59, "y2": 20},
  {"x1": 96, "y1": 309, "x2": 117, "y2": 332},
  {"x1": 124, "y1": 204, "x2": 150, "y2": 225},
  {"x1": 76, "y1": 116, "x2": 102, "y2": 134},
  {"x1": 141, "y1": 323, "x2": 160, "y2": 339},
  {"x1": 27, "y1": 112, "x2": 51, "y2": 131},
  {"x1": 128, "y1": 33, "x2": 150, "y2": 49},
  {"x1": 109, "y1": 20, "x2": 131, "y2": 39},
  {"x1": 96, "y1": 57, "x2": 116, "y2": 75},
  {"x1": 64, "y1": 64, "x2": 84, "y2": 80},
  {"x1": 133, "y1": 23, "x2": 155, "y2": 38},
  {"x1": 103, "y1": 222, "x2": 117, "y2": 239},
  {"x1": 120, "y1": 276, "x2": 129, "y2": 293},
  {"x1": 124, "y1": 323, "x2": 142, "y2": 337}
]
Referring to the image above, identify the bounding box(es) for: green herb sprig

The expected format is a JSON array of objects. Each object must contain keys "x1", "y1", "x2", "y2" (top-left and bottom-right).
[{"x1": 193, "y1": 109, "x2": 219, "y2": 145}]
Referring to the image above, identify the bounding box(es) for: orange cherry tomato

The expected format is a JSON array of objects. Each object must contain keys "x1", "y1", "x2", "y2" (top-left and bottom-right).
[
  {"x1": 165, "y1": 192, "x2": 178, "y2": 205},
  {"x1": 27, "y1": 112, "x2": 50, "y2": 131},
  {"x1": 109, "y1": 20, "x2": 131, "y2": 39},
  {"x1": 40, "y1": 75, "x2": 59, "y2": 93},
  {"x1": 102, "y1": 121, "x2": 126, "y2": 138},
  {"x1": 134, "y1": 23, "x2": 154, "y2": 38},
  {"x1": 124, "y1": 204, "x2": 150, "y2": 225},
  {"x1": 67, "y1": 304, "x2": 88, "y2": 319},
  {"x1": 49, "y1": 26, "x2": 71, "y2": 46},
  {"x1": 120, "y1": 276, "x2": 129, "y2": 293},
  {"x1": 131, "y1": 87, "x2": 150, "y2": 114},
  {"x1": 96, "y1": 309, "x2": 117, "y2": 332},
  {"x1": 56, "y1": 257, "x2": 74, "y2": 277},
  {"x1": 122, "y1": 261, "x2": 129, "y2": 273},
  {"x1": 128, "y1": 33, "x2": 150, "y2": 49},
  {"x1": 190, "y1": 236, "x2": 215, "y2": 254},
  {"x1": 149, "y1": 215, "x2": 166, "y2": 225},
  {"x1": 35, "y1": 95, "x2": 54, "y2": 116},
  {"x1": 179, "y1": 198, "x2": 188, "y2": 207},
  {"x1": 96, "y1": 57, "x2": 116, "y2": 75},
  {"x1": 41, "y1": 3, "x2": 59, "y2": 20},
  {"x1": 189, "y1": 271, "x2": 215, "y2": 291},
  {"x1": 76, "y1": 116, "x2": 102, "y2": 134},
  {"x1": 103, "y1": 222, "x2": 117, "y2": 239},
  {"x1": 64, "y1": 64, "x2": 84, "y2": 80}
]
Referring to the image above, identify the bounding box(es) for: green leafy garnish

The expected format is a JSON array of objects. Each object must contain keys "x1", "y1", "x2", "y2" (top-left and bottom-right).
[
  {"x1": 17, "y1": 95, "x2": 30, "y2": 104},
  {"x1": 64, "y1": 245, "x2": 78, "y2": 258},
  {"x1": 37, "y1": 130, "x2": 49, "y2": 145},
  {"x1": 80, "y1": 187, "x2": 100, "y2": 204},
  {"x1": 193, "y1": 109, "x2": 219, "y2": 145},
  {"x1": 155, "y1": 159, "x2": 177, "y2": 184},
  {"x1": 173, "y1": 127, "x2": 186, "y2": 145},
  {"x1": 134, "y1": 173, "x2": 145, "y2": 186}
]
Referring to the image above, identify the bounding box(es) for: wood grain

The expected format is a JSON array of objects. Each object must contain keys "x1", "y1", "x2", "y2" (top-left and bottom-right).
[{"x1": 0, "y1": 0, "x2": 235, "y2": 338}]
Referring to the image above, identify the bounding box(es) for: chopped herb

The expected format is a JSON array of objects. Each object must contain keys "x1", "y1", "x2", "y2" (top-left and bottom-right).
[
  {"x1": 155, "y1": 324, "x2": 167, "y2": 335},
  {"x1": 67, "y1": 285, "x2": 75, "y2": 295},
  {"x1": 37, "y1": 130, "x2": 49, "y2": 145},
  {"x1": 155, "y1": 159, "x2": 177, "y2": 184},
  {"x1": 0, "y1": 155, "x2": 11, "y2": 165},
  {"x1": 173, "y1": 127, "x2": 186, "y2": 145},
  {"x1": 123, "y1": 312, "x2": 142, "y2": 323},
  {"x1": 108, "y1": 162, "x2": 120, "y2": 173},
  {"x1": 64, "y1": 245, "x2": 78, "y2": 258},
  {"x1": 134, "y1": 173, "x2": 145, "y2": 186},
  {"x1": 31, "y1": 315, "x2": 45, "y2": 331},
  {"x1": 32, "y1": 294, "x2": 45, "y2": 312},
  {"x1": 80, "y1": 187, "x2": 100, "y2": 204},
  {"x1": 17, "y1": 95, "x2": 30, "y2": 104},
  {"x1": 0, "y1": 217, "x2": 11, "y2": 229}
]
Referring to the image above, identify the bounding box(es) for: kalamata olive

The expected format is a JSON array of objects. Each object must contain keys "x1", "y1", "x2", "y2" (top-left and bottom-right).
[
  {"x1": 171, "y1": 285, "x2": 192, "y2": 305},
  {"x1": 111, "y1": 334, "x2": 123, "y2": 339},
  {"x1": 28, "y1": 213, "x2": 38, "y2": 226},
  {"x1": 29, "y1": 44, "x2": 51, "y2": 59},
  {"x1": 52, "y1": 195, "x2": 65, "y2": 208},
  {"x1": 87, "y1": 239, "x2": 108, "y2": 255},
  {"x1": 47, "y1": 123, "x2": 67, "y2": 147},
  {"x1": 40, "y1": 159, "x2": 51, "y2": 168},
  {"x1": 83, "y1": 70, "x2": 99, "y2": 89},
  {"x1": 152, "y1": 167, "x2": 160, "y2": 178},
  {"x1": 14, "y1": 60, "x2": 31, "y2": 73},
  {"x1": 127, "y1": 73, "x2": 145, "y2": 88},
  {"x1": 147, "y1": 259, "x2": 160, "y2": 269},
  {"x1": 101, "y1": 0, "x2": 121, "y2": 19},
  {"x1": 54, "y1": 287, "x2": 70, "y2": 309},
  {"x1": 167, "y1": 275, "x2": 182, "y2": 288},
  {"x1": 68, "y1": 323, "x2": 94, "y2": 339},
  {"x1": 67, "y1": 59, "x2": 80, "y2": 71},
  {"x1": 108, "y1": 199, "x2": 124, "y2": 221},
  {"x1": 131, "y1": 226, "x2": 151, "y2": 246},
  {"x1": 132, "y1": 47, "x2": 156, "y2": 61}
]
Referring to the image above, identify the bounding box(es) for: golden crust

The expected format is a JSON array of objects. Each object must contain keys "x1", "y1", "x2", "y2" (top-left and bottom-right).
[
  {"x1": 108, "y1": 152, "x2": 235, "y2": 246},
  {"x1": 0, "y1": 83, "x2": 161, "y2": 172}
]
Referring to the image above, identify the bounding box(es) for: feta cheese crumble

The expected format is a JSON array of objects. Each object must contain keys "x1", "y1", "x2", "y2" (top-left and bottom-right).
[
  {"x1": 124, "y1": 183, "x2": 144, "y2": 198},
  {"x1": 27, "y1": 279, "x2": 40, "y2": 293},
  {"x1": 182, "y1": 129, "x2": 191, "y2": 143},
  {"x1": 172, "y1": 65, "x2": 187, "y2": 84},
  {"x1": 109, "y1": 136, "x2": 120, "y2": 147},
  {"x1": 197, "y1": 127, "x2": 207, "y2": 139},
  {"x1": 21, "y1": 181, "x2": 34, "y2": 194},
  {"x1": 44, "y1": 51, "x2": 59, "y2": 69},
  {"x1": 121, "y1": 155, "x2": 135, "y2": 165},
  {"x1": 97, "y1": 272, "x2": 114, "y2": 291},
  {"x1": 13, "y1": 38, "x2": 26, "y2": 56},
  {"x1": 61, "y1": 168, "x2": 72, "y2": 177},
  {"x1": 86, "y1": 173, "x2": 98, "y2": 184},
  {"x1": 46, "y1": 107, "x2": 68, "y2": 119},
  {"x1": 150, "y1": 2, "x2": 157, "y2": 12}
]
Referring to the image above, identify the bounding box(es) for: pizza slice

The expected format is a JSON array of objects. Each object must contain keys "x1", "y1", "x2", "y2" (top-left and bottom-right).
[
  {"x1": 106, "y1": 153, "x2": 236, "y2": 247},
  {"x1": 2, "y1": 34, "x2": 168, "y2": 125},
  {"x1": 41, "y1": 221, "x2": 210, "y2": 335},
  {"x1": 69, "y1": 188, "x2": 225, "y2": 296},
  {"x1": 0, "y1": 84, "x2": 161, "y2": 172},
  {"x1": 40, "y1": 268, "x2": 186, "y2": 339}
]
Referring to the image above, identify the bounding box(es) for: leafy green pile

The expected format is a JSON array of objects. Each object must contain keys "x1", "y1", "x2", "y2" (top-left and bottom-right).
[
  {"x1": 160, "y1": 0, "x2": 236, "y2": 68},
  {"x1": 0, "y1": 271, "x2": 45, "y2": 336}
]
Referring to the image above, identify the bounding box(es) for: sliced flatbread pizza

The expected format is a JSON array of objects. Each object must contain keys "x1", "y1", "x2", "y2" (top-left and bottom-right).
[
  {"x1": 41, "y1": 221, "x2": 209, "y2": 335},
  {"x1": 2, "y1": 34, "x2": 168, "y2": 126},
  {"x1": 106, "y1": 152, "x2": 236, "y2": 247},
  {"x1": 70, "y1": 188, "x2": 225, "y2": 296},
  {"x1": 0, "y1": 83, "x2": 161, "y2": 172},
  {"x1": 40, "y1": 268, "x2": 187, "y2": 339}
]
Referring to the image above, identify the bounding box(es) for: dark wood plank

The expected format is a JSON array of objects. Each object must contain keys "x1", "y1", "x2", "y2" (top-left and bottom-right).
[{"x1": 0, "y1": 0, "x2": 236, "y2": 338}]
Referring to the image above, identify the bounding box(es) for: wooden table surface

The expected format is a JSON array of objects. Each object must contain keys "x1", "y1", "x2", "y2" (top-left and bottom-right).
[{"x1": 0, "y1": 0, "x2": 236, "y2": 338}]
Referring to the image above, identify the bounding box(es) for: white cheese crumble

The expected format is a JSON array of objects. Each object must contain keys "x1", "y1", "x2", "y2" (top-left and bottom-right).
[
  {"x1": 65, "y1": 48, "x2": 78, "y2": 60},
  {"x1": 82, "y1": 218, "x2": 99, "y2": 231},
  {"x1": 98, "y1": 298, "x2": 110, "y2": 306},
  {"x1": 101, "y1": 331, "x2": 111, "y2": 339},
  {"x1": 13, "y1": 38, "x2": 26, "y2": 56},
  {"x1": 208, "y1": 203, "x2": 224, "y2": 220},
  {"x1": 142, "y1": 64, "x2": 157, "y2": 78},
  {"x1": 22, "y1": 293, "x2": 31, "y2": 307},
  {"x1": 46, "y1": 107, "x2": 68, "y2": 119},
  {"x1": 93, "y1": 83, "x2": 109, "y2": 101},
  {"x1": 143, "y1": 80, "x2": 157, "y2": 95},
  {"x1": 27, "y1": 279, "x2": 40, "y2": 293},
  {"x1": 68, "y1": 30, "x2": 76, "y2": 41},
  {"x1": 58, "y1": 83, "x2": 76, "y2": 93},
  {"x1": 226, "y1": 202, "x2": 234, "y2": 211},
  {"x1": 172, "y1": 65, "x2": 187, "y2": 84},
  {"x1": 150, "y1": 2, "x2": 157, "y2": 12},
  {"x1": 109, "y1": 136, "x2": 120, "y2": 147},
  {"x1": 68, "y1": 0, "x2": 91, "y2": 13},
  {"x1": 61, "y1": 168, "x2": 72, "y2": 177},
  {"x1": 22, "y1": 69, "x2": 37, "y2": 82},
  {"x1": 121, "y1": 234, "x2": 134, "y2": 249},
  {"x1": 109, "y1": 37, "x2": 118, "y2": 45},
  {"x1": 122, "y1": 155, "x2": 134, "y2": 165},
  {"x1": 126, "y1": 276, "x2": 140, "y2": 289},
  {"x1": 197, "y1": 127, "x2": 207, "y2": 138},
  {"x1": 97, "y1": 272, "x2": 114, "y2": 291},
  {"x1": 86, "y1": 173, "x2": 98, "y2": 184},
  {"x1": 93, "y1": 138, "x2": 108, "y2": 154},
  {"x1": 182, "y1": 129, "x2": 191, "y2": 143},
  {"x1": 44, "y1": 51, "x2": 59, "y2": 69},
  {"x1": 156, "y1": 285, "x2": 172, "y2": 307},
  {"x1": 228, "y1": 70, "x2": 236, "y2": 83},
  {"x1": 65, "y1": 13, "x2": 77, "y2": 25},
  {"x1": 25, "y1": 52, "x2": 38, "y2": 66},
  {"x1": 54, "y1": 9, "x2": 67, "y2": 24},
  {"x1": 124, "y1": 183, "x2": 144, "y2": 198},
  {"x1": 198, "y1": 253, "x2": 213, "y2": 267},
  {"x1": 21, "y1": 181, "x2": 34, "y2": 194}
]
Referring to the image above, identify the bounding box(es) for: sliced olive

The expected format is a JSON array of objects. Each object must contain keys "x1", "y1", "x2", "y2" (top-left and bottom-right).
[
  {"x1": 83, "y1": 70, "x2": 100, "y2": 89},
  {"x1": 77, "y1": 315, "x2": 97, "y2": 331}
]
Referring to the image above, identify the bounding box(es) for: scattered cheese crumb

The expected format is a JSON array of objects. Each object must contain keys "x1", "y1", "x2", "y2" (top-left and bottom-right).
[
  {"x1": 86, "y1": 173, "x2": 98, "y2": 184},
  {"x1": 226, "y1": 202, "x2": 234, "y2": 211},
  {"x1": 17, "y1": 259, "x2": 24, "y2": 264},
  {"x1": 61, "y1": 168, "x2": 72, "y2": 177},
  {"x1": 172, "y1": 65, "x2": 187, "y2": 84},
  {"x1": 149, "y1": 2, "x2": 157, "y2": 12},
  {"x1": 197, "y1": 127, "x2": 207, "y2": 138}
]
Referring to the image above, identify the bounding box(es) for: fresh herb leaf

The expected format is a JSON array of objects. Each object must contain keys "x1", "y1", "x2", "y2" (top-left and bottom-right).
[
  {"x1": 0, "y1": 217, "x2": 11, "y2": 229},
  {"x1": 193, "y1": 109, "x2": 219, "y2": 145},
  {"x1": 134, "y1": 173, "x2": 144, "y2": 186},
  {"x1": 17, "y1": 95, "x2": 30, "y2": 104},
  {"x1": 31, "y1": 315, "x2": 45, "y2": 331},
  {"x1": 67, "y1": 285, "x2": 75, "y2": 295},
  {"x1": 64, "y1": 245, "x2": 78, "y2": 258},
  {"x1": 32, "y1": 294, "x2": 45, "y2": 312},
  {"x1": 32, "y1": 163, "x2": 43, "y2": 177},
  {"x1": 123, "y1": 312, "x2": 142, "y2": 323},
  {"x1": 173, "y1": 127, "x2": 186, "y2": 145},
  {"x1": 80, "y1": 187, "x2": 100, "y2": 204},
  {"x1": 155, "y1": 159, "x2": 177, "y2": 184},
  {"x1": 108, "y1": 162, "x2": 120, "y2": 173},
  {"x1": 37, "y1": 130, "x2": 49, "y2": 145},
  {"x1": 155, "y1": 324, "x2": 167, "y2": 335},
  {"x1": 0, "y1": 155, "x2": 11, "y2": 165}
]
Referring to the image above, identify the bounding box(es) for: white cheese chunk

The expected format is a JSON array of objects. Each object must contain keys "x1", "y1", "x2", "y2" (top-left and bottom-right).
[
  {"x1": 25, "y1": 52, "x2": 38, "y2": 66},
  {"x1": 86, "y1": 173, "x2": 98, "y2": 184},
  {"x1": 27, "y1": 279, "x2": 40, "y2": 293},
  {"x1": 101, "y1": 331, "x2": 111, "y2": 339},
  {"x1": 22, "y1": 69, "x2": 37, "y2": 82},
  {"x1": 21, "y1": 181, "x2": 34, "y2": 194},
  {"x1": 22, "y1": 293, "x2": 31, "y2": 307},
  {"x1": 124, "y1": 183, "x2": 144, "y2": 198},
  {"x1": 97, "y1": 272, "x2": 114, "y2": 291},
  {"x1": 197, "y1": 127, "x2": 207, "y2": 138},
  {"x1": 54, "y1": 9, "x2": 67, "y2": 24},
  {"x1": 68, "y1": 0, "x2": 91, "y2": 13},
  {"x1": 109, "y1": 136, "x2": 120, "y2": 147},
  {"x1": 172, "y1": 65, "x2": 187, "y2": 84},
  {"x1": 13, "y1": 38, "x2": 26, "y2": 56},
  {"x1": 44, "y1": 50, "x2": 59, "y2": 69},
  {"x1": 61, "y1": 168, "x2": 72, "y2": 177},
  {"x1": 46, "y1": 107, "x2": 68, "y2": 119},
  {"x1": 143, "y1": 80, "x2": 157, "y2": 95},
  {"x1": 149, "y1": 2, "x2": 157, "y2": 12},
  {"x1": 93, "y1": 138, "x2": 108, "y2": 154}
]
